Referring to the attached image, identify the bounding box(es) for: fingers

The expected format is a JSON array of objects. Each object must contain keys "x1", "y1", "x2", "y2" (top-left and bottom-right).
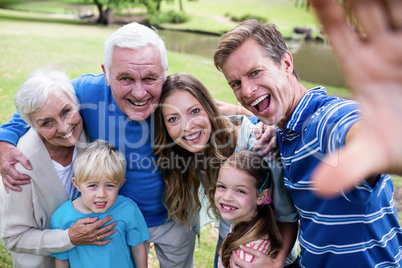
[
  {"x1": 267, "y1": 148, "x2": 280, "y2": 162},
  {"x1": 230, "y1": 251, "x2": 243, "y2": 268},
  {"x1": 238, "y1": 245, "x2": 261, "y2": 256},
  {"x1": 388, "y1": 0, "x2": 402, "y2": 29},
  {"x1": 79, "y1": 215, "x2": 117, "y2": 236},
  {"x1": 352, "y1": 0, "x2": 389, "y2": 37},
  {"x1": 256, "y1": 143, "x2": 275, "y2": 159},
  {"x1": 76, "y1": 216, "x2": 99, "y2": 225},
  {"x1": 93, "y1": 238, "x2": 112, "y2": 246},
  {"x1": 15, "y1": 155, "x2": 32, "y2": 171},
  {"x1": 96, "y1": 218, "x2": 118, "y2": 237},
  {"x1": 69, "y1": 216, "x2": 117, "y2": 245},
  {"x1": 6, "y1": 165, "x2": 31, "y2": 182},
  {"x1": 254, "y1": 122, "x2": 265, "y2": 140},
  {"x1": 91, "y1": 215, "x2": 114, "y2": 228},
  {"x1": 310, "y1": 0, "x2": 360, "y2": 62},
  {"x1": 93, "y1": 228, "x2": 117, "y2": 245},
  {"x1": 254, "y1": 124, "x2": 278, "y2": 159},
  {"x1": 2, "y1": 176, "x2": 22, "y2": 193}
]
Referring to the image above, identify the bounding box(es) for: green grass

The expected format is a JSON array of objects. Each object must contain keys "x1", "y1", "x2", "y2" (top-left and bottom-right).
[{"x1": 159, "y1": 0, "x2": 320, "y2": 36}]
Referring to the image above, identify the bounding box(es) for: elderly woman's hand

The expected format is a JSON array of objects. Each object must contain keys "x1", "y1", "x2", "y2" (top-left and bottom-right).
[
  {"x1": 68, "y1": 216, "x2": 117, "y2": 245},
  {"x1": 0, "y1": 141, "x2": 32, "y2": 192}
]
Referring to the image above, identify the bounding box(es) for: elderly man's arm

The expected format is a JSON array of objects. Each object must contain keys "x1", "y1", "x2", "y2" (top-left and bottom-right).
[
  {"x1": 310, "y1": 0, "x2": 402, "y2": 197},
  {"x1": 214, "y1": 99, "x2": 255, "y2": 117}
]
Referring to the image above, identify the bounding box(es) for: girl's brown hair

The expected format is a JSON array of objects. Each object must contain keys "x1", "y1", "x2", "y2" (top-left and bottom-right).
[{"x1": 212, "y1": 150, "x2": 283, "y2": 267}]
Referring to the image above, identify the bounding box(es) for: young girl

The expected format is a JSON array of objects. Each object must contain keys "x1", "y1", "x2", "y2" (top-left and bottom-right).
[
  {"x1": 213, "y1": 150, "x2": 282, "y2": 268},
  {"x1": 153, "y1": 72, "x2": 297, "y2": 266}
]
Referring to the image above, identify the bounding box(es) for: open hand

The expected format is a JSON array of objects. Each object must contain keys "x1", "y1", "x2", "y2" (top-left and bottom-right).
[
  {"x1": 68, "y1": 216, "x2": 117, "y2": 246},
  {"x1": 310, "y1": 0, "x2": 402, "y2": 197}
]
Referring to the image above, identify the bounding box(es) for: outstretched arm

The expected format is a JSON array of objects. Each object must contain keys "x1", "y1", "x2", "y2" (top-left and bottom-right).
[{"x1": 310, "y1": 0, "x2": 402, "y2": 197}]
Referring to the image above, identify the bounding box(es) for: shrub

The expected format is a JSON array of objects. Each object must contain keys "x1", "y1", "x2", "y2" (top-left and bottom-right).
[
  {"x1": 147, "y1": 10, "x2": 190, "y2": 25},
  {"x1": 229, "y1": 13, "x2": 268, "y2": 23}
]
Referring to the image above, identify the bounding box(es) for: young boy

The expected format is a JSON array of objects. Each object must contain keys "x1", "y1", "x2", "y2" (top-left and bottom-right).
[{"x1": 50, "y1": 140, "x2": 149, "y2": 268}]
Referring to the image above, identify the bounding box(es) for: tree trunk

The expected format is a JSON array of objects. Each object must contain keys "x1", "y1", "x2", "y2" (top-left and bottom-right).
[
  {"x1": 104, "y1": 8, "x2": 114, "y2": 25},
  {"x1": 156, "y1": 0, "x2": 161, "y2": 12},
  {"x1": 179, "y1": 0, "x2": 183, "y2": 11},
  {"x1": 93, "y1": 0, "x2": 105, "y2": 24}
]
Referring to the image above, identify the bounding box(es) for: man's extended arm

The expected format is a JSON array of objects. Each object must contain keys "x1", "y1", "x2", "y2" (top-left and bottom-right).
[{"x1": 310, "y1": 0, "x2": 402, "y2": 197}]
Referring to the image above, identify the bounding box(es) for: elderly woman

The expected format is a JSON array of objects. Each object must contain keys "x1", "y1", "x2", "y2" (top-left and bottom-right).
[{"x1": 0, "y1": 69, "x2": 115, "y2": 268}]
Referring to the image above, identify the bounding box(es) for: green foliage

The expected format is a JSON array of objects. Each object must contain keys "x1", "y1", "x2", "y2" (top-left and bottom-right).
[
  {"x1": 227, "y1": 12, "x2": 268, "y2": 23},
  {"x1": 147, "y1": 9, "x2": 190, "y2": 24},
  {"x1": 0, "y1": 240, "x2": 12, "y2": 268}
]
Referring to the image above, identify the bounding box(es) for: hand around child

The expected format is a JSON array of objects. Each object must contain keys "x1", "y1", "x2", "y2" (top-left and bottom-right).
[
  {"x1": 0, "y1": 141, "x2": 32, "y2": 192},
  {"x1": 68, "y1": 216, "x2": 117, "y2": 245},
  {"x1": 310, "y1": 0, "x2": 402, "y2": 197},
  {"x1": 229, "y1": 245, "x2": 282, "y2": 268},
  {"x1": 254, "y1": 122, "x2": 279, "y2": 161}
]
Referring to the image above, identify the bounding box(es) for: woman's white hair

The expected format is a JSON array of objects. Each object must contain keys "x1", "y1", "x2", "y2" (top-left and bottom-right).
[
  {"x1": 14, "y1": 68, "x2": 79, "y2": 126},
  {"x1": 103, "y1": 22, "x2": 168, "y2": 82}
]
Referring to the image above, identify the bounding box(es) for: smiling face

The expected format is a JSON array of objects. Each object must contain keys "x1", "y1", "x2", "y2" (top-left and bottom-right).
[
  {"x1": 214, "y1": 164, "x2": 265, "y2": 226},
  {"x1": 30, "y1": 90, "x2": 83, "y2": 150},
  {"x1": 72, "y1": 175, "x2": 123, "y2": 214},
  {"x1": 162, "y1": 89, "x2": 212, "y2": 153},
  {"x1": 222, "y1": 38, "x2": 296, "y2": 129},
  {"x1": 103, "y1": 45, "x2": 166, "y2": 121}
]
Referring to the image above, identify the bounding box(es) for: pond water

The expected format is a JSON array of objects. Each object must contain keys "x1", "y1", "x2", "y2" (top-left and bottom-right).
[{"x1": 159, "y1": 29, "x2": 345, "y2": 88}]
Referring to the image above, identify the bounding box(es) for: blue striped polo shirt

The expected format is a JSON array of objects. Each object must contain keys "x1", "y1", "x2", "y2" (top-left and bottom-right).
[{"x1": 277, "y1": 87, "x2": 402, "y2": 267}]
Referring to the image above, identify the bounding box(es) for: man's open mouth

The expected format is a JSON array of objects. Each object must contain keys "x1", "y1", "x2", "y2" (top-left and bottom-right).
[{"x1": 250, "y1": 94, "x2": 271, "y2": 113}]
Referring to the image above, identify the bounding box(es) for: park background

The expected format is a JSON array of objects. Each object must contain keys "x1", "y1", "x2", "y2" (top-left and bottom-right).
[{"x1": 0, "y1": 0, "x2": 401, "y2": 267}]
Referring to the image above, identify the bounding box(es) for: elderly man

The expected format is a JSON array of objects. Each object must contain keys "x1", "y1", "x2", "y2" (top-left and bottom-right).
[
  {"x1": 213, "y1": 17, "x2": 402, "y2": 268},
  {"x1": 0, "y1": 23, "x2": 195, "y2": 267}
]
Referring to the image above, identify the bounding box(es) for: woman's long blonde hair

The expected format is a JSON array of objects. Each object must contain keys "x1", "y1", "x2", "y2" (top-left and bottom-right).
[{"x1": 154, "y1": 73, "x2": 236, "y2": 226}]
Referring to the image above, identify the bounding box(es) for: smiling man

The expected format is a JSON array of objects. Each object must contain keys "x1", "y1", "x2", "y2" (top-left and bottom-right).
[{"x1": 214, "y1": 19, "x2": 402, "y2": 267}]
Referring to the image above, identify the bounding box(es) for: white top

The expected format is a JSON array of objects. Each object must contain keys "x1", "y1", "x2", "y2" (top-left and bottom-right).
[{"x1": 52, "y1": 147, "x2": 80, "y2": 200}]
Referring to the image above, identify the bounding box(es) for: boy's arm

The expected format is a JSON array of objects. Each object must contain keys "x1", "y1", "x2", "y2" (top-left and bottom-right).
[
  {"x1": 0, "y1": 111, "x2": 32, "y2": 192},
  {"x1": 55, "y1": 259, "x2": 70, "y2": 268},
  {"x1": 131, "y1": 242, "x2": 147, "y2": 268}
]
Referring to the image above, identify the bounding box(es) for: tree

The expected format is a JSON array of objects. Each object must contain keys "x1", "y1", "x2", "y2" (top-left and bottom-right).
[
  {"x1": 93, "y1": 0, "x2": 115, "y2": 25},
  {"x1": 138, "y1": 0, "x2": 174, "y2": 14},
  {"x1": 88, "y1": 0, "x2": 179, "y2": 25}
]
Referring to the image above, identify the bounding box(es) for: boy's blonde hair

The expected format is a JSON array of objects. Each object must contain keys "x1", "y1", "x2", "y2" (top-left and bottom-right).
[{"x1": 73, "y1": 140, "x2": 126, "y2": 186}]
